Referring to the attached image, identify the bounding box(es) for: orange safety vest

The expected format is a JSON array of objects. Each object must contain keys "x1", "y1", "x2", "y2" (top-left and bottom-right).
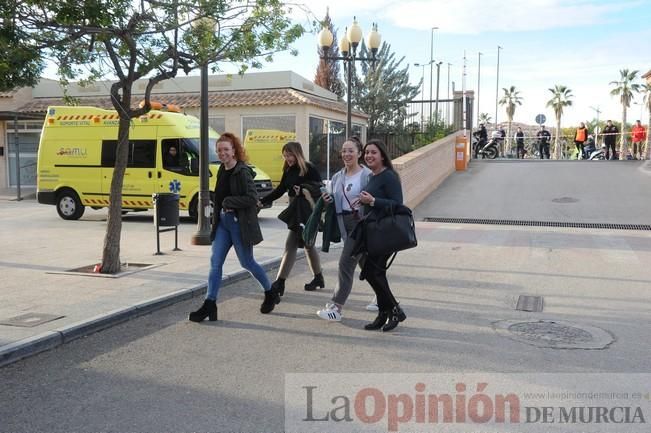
[{"x1": 575, "y1": 128, "x2": 586, "y2": 142}]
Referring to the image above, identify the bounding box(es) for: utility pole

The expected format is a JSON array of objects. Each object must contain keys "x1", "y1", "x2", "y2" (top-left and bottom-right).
[{"x1": 495, "y1": 45, "x2": 502, "y2": 128}]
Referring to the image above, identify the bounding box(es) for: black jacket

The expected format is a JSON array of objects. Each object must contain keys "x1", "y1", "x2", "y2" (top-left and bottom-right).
[
  {"x1": 211, "y1": 161, "x2": 263, "y2": 247},
  {"x1": 260, "y1": 163, "x2": 321, "y2": 205}
]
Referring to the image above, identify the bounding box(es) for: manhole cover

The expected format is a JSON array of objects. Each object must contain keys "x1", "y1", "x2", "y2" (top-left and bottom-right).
[
  {"x1": 0, "y1": 313, "x2": 65, "y2": 328},
  {"x1": 493, "y1": 320, "x2": 614, "y2": 349},
  {"x1": 552, "y1": 196, "x2": 579, "y2": 203}
]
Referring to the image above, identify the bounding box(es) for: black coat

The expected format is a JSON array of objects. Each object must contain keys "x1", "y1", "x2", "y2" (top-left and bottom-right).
[{"x1": 211, "y1": 161, "x2": 263, "y2": 247}]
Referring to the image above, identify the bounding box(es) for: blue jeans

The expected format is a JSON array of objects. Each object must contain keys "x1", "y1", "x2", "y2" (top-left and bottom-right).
[{"x1": 206, "y1": 211, "x2": 271, "y2": 301}]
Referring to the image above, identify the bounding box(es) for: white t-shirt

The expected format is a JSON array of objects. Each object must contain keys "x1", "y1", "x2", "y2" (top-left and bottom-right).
[{"x1": 338, "y1": 169, "x2": 364, "y2": 212}]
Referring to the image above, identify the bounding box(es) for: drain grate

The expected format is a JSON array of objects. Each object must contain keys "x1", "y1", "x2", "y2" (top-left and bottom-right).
[
  {"x1": 422, "y1": 217, "x2": 651, "y2": 231},
  {"x1": 516, "y1": 295, "x2": 543, "y2": 312},
  {"x1": 0, "y1": 313, "x2": 65, "y2": 328}
]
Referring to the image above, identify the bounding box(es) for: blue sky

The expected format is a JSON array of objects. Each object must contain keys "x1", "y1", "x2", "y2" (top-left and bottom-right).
[{"x1": 260, "y1": 0, "x2": 651, "y2": 127}]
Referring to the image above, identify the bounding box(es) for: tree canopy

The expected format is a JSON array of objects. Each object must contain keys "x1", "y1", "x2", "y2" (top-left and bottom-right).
[
  {"x1": 313, "y1": 9, "x2": 344, "y2": 98},
  {"x1": 2, "y1": 0, "x2": 304, "y2": 273},
  {"x1": 350, "y1": 42, "x2": 420, "y2": 134}
]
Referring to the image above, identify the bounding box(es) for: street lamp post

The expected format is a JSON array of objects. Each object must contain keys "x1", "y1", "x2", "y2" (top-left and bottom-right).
[
  {"x1": 477, "y1": 52, "x2": 482, "y2": 127},
  {"x1": 429, "y1": 27, "x2": 438, "y2": 125},
  {"x1": 434, "y1": 61, "x2": 443, "y2": 126},
  {"x1": 318, "y1": 17, "x2": 382, "y2": 137},
  {"x1": 447, "y1": 62, "x2": 452, "y2": 125},
  {"x1": 414, "y1": 62, "x2": 431, "y2": 132},
  {"x1": 495, "y1": 45, "x2": 502, "y2": 127},
  {"x1": 191, "y1": 18, "x2": 215, "y2": 246}
]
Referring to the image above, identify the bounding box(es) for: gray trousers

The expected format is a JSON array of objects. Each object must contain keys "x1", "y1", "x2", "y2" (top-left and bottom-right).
[
  {"x1": 332, "y1": 214, "x2": 364, "y2": 305},
  {"x1": 277, "y1": 230, "x2": 322, "y2": 280}
]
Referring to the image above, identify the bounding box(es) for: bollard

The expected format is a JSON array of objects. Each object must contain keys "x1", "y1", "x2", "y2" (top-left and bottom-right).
[{"x1": 455, "y1": 136, "x2": 469, "y2": 171}]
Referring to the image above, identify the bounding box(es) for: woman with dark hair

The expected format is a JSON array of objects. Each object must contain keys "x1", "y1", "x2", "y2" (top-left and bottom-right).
[
  {"x1": 189, "y1": 132, "x2": 276, "y2": 322},
  {"x1": 259, "y1": 141, "x2": 325, "y2": 297},
  {"x1": 357, "y1": 139, "x2": 407, "y2": 332},
  {"x1": 316, "y1": 136, "x2": 373, "y2": 322}
]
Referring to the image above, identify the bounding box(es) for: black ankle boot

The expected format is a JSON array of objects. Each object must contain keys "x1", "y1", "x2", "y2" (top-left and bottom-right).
[
  {"x1": 271, "y1": 278, "x2": 286, "y2": 297},
  {"x1": 189, "y1": 299, "x2": 217, "y2": 322},
  {"x1": 304, "y1": 273, "x2": 325, "y2": 291},
  {"x1": 364, "y1": 310, "x2": 389, "y2": 330},
  {"x1": 382, "y1": 305, "x2": 407, "y2": 332},
  {"x1": 260, "y1": 289, "x2": 280, "y2": 314}
]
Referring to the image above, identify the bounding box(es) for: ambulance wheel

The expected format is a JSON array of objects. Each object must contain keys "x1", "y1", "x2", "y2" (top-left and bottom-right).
[
  {"x1": 56, "y1": 189, "x2": 85, "y2": 220},
  {"x1": 189, "y1": 196, "x2": 198, "y2": 221},
  {"x1": 189, "y1": 194, "x2": 214, "y2": 222}
]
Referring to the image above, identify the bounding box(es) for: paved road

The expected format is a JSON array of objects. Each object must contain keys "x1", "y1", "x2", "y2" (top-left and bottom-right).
[
  {"x1": 416, "y1": 160, "x2": 651, "y2": 224},
  {"x1": 2, "y1": 162, "x2": 651, "y2": 432}
]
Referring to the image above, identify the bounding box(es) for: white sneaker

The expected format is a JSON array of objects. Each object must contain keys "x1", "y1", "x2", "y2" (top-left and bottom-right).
[
  {"x1": 317, "y1": 304, "x2": 342, "y2": 321},
  {"x1": 365, "y1": 297, "x2": 379, "y2": 311}
]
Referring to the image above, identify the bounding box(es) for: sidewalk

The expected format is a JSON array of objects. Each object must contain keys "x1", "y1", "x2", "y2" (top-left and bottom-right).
[{"x1": 0, "y1": 197, "x2": 299, "y2": 367}]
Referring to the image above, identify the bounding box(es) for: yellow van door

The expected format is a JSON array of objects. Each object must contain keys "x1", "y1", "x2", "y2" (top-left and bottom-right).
[
  {"x1": 158, "y1": 138, "x2": 199, "y2": 212},
  {"x1": 101, "y1": 139, "x2": 158, "y2": 209}
]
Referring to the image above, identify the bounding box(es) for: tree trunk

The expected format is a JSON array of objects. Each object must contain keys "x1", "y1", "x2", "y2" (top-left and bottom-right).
[
  {"x1": 619, "y1": 108, "x2": 627, "y2": 160},
  {"x1": 506, "y1": 118, "x2": 512, "y2": 156},
  {"x1": 101, "y1": 108, "x2": 132, "y2": 273},
  {"x1": 554, "y1": 116, "x2": 562, "y2": 159}
]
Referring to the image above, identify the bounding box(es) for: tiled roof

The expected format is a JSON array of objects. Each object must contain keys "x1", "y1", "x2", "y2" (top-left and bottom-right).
[
  {"x1": 0, "y1": 89, "x2": 18, "y2": 98},
  {"x1": 16, "y1": 88, "x2": 367, "y2": 118}
]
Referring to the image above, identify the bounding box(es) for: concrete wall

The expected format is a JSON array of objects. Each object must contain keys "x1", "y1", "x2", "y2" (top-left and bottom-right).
[{"x1": 394, "y1": 133, "x2": 458, "y2": 209}]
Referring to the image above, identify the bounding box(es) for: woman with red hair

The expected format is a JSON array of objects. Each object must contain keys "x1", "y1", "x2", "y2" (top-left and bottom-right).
[{"x1": 189, "y1": 133, "x2": 276, "y2": 322}]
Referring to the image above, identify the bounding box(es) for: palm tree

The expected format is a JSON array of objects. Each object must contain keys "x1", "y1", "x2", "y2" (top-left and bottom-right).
[
  {"x1": 498, "y1": 85, "x2": 523, "y2": 155},
  {"x1": 610, "y1": 69, "x2": 641, "y2": 159},
  {"x1": 478, "y1": 113, "x2": 492, "y2": 125},
  {"x1": 642, "y1": 83, "x2": 651, "y2": 160},
  {"x1": 546, "y1": 85, "x2": 573, "y2": 159}
]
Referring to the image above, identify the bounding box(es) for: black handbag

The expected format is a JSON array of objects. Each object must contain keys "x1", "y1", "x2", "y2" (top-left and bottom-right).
[{"x1": 364, "y1": 204, "x2": 417, "y2": 256}]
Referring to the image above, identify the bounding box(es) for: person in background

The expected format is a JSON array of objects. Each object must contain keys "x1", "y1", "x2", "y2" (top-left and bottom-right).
[
  {"x1": 631, "y1": 120, "x2": 647, "y2": 160},
  {"x1": 473, "y1": 123, "x2": 488, "y2": 158},
  {"x1": 259, "y1": 141, "x2": 324, "y2": 297},
  {"x1": 358, "y1": 139, "x2": 406, "y2": 332},
  {"x1": 189, "y1": 133, "x2": 275, "y2": 323},
  {"x1": 603, "y1": 120, "x2": 618, "y2": 160},
  {"x1": 536, "y1": 125, "x2": 551, "y2": 159},
  {"x1": 574, "y1": 122, "x2": 589, "y2": 159},
  {"x1": 163, "y1": 146, "x2": 180, "y2": 169},
  {"x1": 514, "y1": 127, "x2": 526, "y2": 159},
  {"x1": 316, "y1": 137, "x2": 373, "y2": 322}
]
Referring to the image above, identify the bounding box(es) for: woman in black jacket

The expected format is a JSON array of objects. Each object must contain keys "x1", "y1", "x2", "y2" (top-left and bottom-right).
[
  {"x1": 189, "y1": 133, "x2": 276, "y2": 323},
  {"x1": 259, "y1": 141, "x2": 324, "y2": 297},
  {"x1": 357, "y1": 139, "x2": 407, "y2": 332}
]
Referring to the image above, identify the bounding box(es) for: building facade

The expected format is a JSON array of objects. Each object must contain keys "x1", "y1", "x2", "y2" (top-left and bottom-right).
[{"x1": 0, "y1": 71, "x2": 368, "y2": 190}]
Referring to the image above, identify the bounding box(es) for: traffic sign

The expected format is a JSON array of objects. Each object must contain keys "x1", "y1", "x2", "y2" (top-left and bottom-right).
[{"x1": 535, "y1": 114, "x2": 546, "y2": 125}]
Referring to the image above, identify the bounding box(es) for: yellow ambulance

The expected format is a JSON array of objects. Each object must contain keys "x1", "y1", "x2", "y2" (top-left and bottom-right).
[
  {"x1": 37, "y1": 105, "x2": 273, "y2": 220},
  {"x1": 243, "y1": 129, "x2": 296, "y2": 184}
]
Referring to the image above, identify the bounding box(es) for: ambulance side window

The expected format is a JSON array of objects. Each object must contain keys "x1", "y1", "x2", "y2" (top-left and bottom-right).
[
  {"x1": 101, "y1": 140, "x2": 117, "y2": 167},
  {"x1": 101, "y1": 140, "x2": 156, "y2": 168},
  {"x1": 130, "y1": 140, "x2": 156, "y2": 168}
]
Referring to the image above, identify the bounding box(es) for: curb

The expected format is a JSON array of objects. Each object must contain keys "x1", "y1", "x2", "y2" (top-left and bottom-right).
[{"x1": 0, "y1": 255, "x2": 287, "y2": 368}]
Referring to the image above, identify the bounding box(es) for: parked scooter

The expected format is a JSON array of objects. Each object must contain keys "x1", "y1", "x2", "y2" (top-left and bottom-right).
[
  {"x1": 581, "y1": 136, "x2": 606, "y2": 160},
  {"x1": 472, "y1": 136, "x2": 499, "y2": 159}
]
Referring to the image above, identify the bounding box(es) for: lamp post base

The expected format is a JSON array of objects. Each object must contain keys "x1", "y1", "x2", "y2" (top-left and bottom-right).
[{"x1": 191, "y1": 230, "x2": 211, "y2": 246}]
